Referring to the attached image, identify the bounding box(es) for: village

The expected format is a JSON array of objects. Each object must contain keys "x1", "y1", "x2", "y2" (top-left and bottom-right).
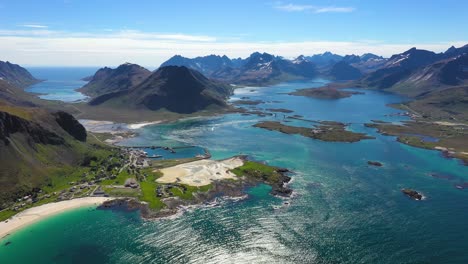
[{"x1": 4, "y1": 145, "x2": 212, "y2": 215}]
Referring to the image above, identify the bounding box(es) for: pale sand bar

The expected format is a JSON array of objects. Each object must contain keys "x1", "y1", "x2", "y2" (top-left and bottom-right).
[
  {"x1": 0, "y1": 197, "x2": 113, "y2": 240},
  {"x1": 156, "y1": 157, "x2": 244, "y2": 186}
]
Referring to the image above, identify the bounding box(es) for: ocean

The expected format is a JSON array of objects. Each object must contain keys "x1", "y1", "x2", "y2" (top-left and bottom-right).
[
  {"x1": 1, "y1": 68, "x2": 468, "y2": 263},
  {"x1": 25, "y1": 67, "x2": 98, "y2": 102}
]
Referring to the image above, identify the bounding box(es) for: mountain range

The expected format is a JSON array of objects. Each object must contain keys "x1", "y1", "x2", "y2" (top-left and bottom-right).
[
  {"x1": 162, "y1": 52, "x2": 318, "y2": 85},
  {"x1": 160, "y1": 51, "x2": 387, "y2": 83}
]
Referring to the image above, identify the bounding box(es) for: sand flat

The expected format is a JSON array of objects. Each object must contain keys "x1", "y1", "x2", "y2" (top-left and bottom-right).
[
  {"x1": 0, "y1": 197, "x2": 113, "y2": 240},
  {"x1": 156, "y1": 157, "x2": 244, "y2": 186}
]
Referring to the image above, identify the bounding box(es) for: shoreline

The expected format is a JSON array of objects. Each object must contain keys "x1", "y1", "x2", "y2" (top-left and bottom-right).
[{"x1": 0, "y1": 197, "x2": 113, "y2": 241}]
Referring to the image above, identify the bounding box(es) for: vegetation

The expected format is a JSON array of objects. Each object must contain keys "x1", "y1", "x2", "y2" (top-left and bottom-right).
[
  {"x1": 230, "y1": 160, "x2": 292, "y2": 196},
  {"x1": 289, "y1": 87, "x2": 363, "y2": 99},
  {"x1": 231, "y1": 161, "x2": 282, "y2": 183},
  {"x1": 254, "y1": 121, "x2": 374, "y2": 142},
  {"x1": 366, "y1": 121, "x2": 468, "y2": 164}
]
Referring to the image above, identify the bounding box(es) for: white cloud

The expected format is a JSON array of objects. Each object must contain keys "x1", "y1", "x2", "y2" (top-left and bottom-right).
[
  {"x1": 19, "y1": 24, "x2": 48, "y2": 29},
  {"x1": 274, "y1": 2, "x2": 355, "y2": 13},
  {"x1": 314, "y1": 7, "x2": 355, "y2": 13},
  {"x1": 275, "y1": 3, "x2": 315, "y2": 12},
  {"x1": 111, "y1": 30, "x2": 216, "y2": 42},
  {"x1": 0, "y1": 29, "x2": 464, "y2": 67}
]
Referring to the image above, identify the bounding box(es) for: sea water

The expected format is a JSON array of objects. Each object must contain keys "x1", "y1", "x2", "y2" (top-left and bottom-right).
[{"x1": 25, "y1": 67, "x2": 98, "y2": 102}]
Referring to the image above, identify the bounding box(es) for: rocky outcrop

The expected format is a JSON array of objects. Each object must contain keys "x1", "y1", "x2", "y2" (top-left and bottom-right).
[
  {"x1": 53, "y1": 111, "x2": 87, "y2": 141},
  {"x1": 367, "y1": 161, "x2": 383, "y2": 167},
  {"x1": 0, "y1": 111, "x2": 64, "y2": 145},
  {"x1": 402, "y1": 189, "x2": 423, "y2": 200}
]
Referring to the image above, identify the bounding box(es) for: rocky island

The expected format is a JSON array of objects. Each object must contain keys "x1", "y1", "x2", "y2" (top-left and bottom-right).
[
  {"x1": 402, "y1": 189, "x2": 423, "y2": 200},
  {"x1": 368, "y1": 161, "x2": 383, "y2": 167}
]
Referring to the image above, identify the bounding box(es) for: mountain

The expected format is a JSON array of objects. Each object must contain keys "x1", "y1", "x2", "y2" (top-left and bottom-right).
[
  {"x1": 89, "y1": 66, "x2": 233, "y2": 114},
  {"x1": 360, "y1": 53, "x2": 384, "y2": 61},
  {"x1": 0, "y1": 79, "x2": 37, "y2": 107},
  {"x1": 443, "y1": 44, "x2": 468, "y2": 58},
  {"x1": 342, "y1": 55, "x2": 362, "y2": 64},
  {"x1": 328, "y1": 61, "x2": 362, "y2": 80},
  {"x1": 160, "y1": 54, "x2": 234, "y2": 75},
  {"x1": 405, "y1": 86, "x2": 468, "y2": 121},
  {"x1": 352, "y1": 54, "x2": 388, "y2": 73},
  {"x1": 304, "y1": 52, "x2": 386, "y2": 75},
  {"x1": 359, "y1": 47, "x2": 441, "y2": 91},
  {"x1": 306, "y1": 52, "x2": 343, "y2": 67},
  {"x1": 384, "y1": 47, "x2": 439, "y2": 69},
  {"x1": 0, "y1": 61, "x2": 40, "y2": 88},
  {"x1": 211, "y1": 52, "x2": 317, "y2": 85},
  {"x1": 79, "y1": 63, "x2": 151, "y2": 97},
  {"x1": 0, "y1": 78, "x2": 97, "y2": 207},
  {"x1": 382, "y1": 53, "x2": 468, "y2": 97},
  {"x1": 159, "y1": 52, "x2": 318, "y2": 85}
]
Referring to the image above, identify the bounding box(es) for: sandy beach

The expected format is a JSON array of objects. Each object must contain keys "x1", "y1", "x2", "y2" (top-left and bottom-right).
[
  {"x1": 127, "y1": 121, "x2": 163, "y2": 129},
  {"x1": 0, "y1": 197, "x2": 113, "y2": 240},
  {"x1": 79, "y1": 119, "x2": 163, "y2": 133},
  {"x1": 157, "y1": 157, "x2": 244, "y2": 186}
]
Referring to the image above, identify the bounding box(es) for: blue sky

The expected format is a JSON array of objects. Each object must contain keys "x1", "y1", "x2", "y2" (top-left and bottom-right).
[{"x1": 0, "y1": 0, "x2": 466, "y2": 66}]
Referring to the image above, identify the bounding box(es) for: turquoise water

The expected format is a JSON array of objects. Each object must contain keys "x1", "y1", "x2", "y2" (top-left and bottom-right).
[
  {"x1": 26, "y1": 67, "x2": 98, "y2": 102},
  {"x1": 2, "y1": 76, "x2": 468, "y2": 263}
]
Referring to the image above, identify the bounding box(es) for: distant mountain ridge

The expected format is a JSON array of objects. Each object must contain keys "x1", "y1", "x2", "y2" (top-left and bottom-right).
[
  {"x1": 161, "y1": 55, "x2": 234, "y2": 76},
  {"x1": 328, "y1": 61, "x2": 362, "y2": 80},
  {"x1": 305, "y1": 52, "x2": 343, "y2": 68},
  {"x1": 162, "y1": 52, "x2": 318, "y2": 85},
  {"x1": 159, "y1": 51, "x2": 389, "y2": 84}
]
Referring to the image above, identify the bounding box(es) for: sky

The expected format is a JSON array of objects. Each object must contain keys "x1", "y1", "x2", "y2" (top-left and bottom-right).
[{"x1": 0, "y1": 0, "x2": 466, "y2": 67}]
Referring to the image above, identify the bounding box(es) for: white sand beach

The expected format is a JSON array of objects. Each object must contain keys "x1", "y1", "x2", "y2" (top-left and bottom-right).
[
  {"x1": 0, "y1": 197, "x2": 113, "y2": 240},
  {"x1": 156, "y1": 157, "x2": 244, "y2": 186},
  {"x1": 127, "y1": 121, "x2": 163, "y2": 129}
]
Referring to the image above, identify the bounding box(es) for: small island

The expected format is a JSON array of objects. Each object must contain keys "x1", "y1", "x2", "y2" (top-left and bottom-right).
[
  {"x1": 232, "y1": 99, "x2": 264, "y2": 105},
  {"x1": 402, "y1": 189, "x2": 423, "y2": 200},
  {"x1": 368, "y1": 161, "x2": 383, "y2": 167},
  {"x1": 289, "y1": 87, "x2": 363, "y2": 99},
  {"x1": 253, "y1": 121, "x2": 374, "y2": 142}
]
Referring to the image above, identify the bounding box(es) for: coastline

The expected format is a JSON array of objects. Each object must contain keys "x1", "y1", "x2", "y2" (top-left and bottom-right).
[{"x1": 0, "y1": 197, "x2": 113, "y2": 241}]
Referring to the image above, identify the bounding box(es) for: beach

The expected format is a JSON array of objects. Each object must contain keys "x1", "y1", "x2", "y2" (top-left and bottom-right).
[
  {"x1": 157, "y1": 157, "x2": 244, "y2": 186},
  {"x1": 0, "y1": 197, "x2": 113, "y2": 240}
]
